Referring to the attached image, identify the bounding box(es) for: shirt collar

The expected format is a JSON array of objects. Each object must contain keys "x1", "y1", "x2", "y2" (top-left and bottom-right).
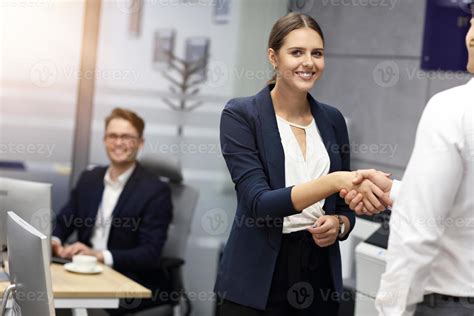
[{"x1": 104, "y1": 163, "x2": 136, "y2": 188}]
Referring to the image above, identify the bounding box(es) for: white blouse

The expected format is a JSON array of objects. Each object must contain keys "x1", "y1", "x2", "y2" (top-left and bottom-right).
[{"x1": 275, "y1": 115, "x2": 331, "y2": 234}]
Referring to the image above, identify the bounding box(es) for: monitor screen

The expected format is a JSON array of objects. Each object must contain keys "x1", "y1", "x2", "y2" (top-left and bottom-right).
[
  {"x1": 6, "y1": 211, "x2": 55, "y2": 316},
  {"x1": 0, "y1": 177, "x2": 52, "y2": 256}
]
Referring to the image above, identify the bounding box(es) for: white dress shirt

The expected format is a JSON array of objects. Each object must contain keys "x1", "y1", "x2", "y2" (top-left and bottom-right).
[
  {"x1": 375, "y1": 79, "x2": 474, "y2": 315},
  {"x1": 275, "y1": 115, "x2": 331, "y2": 234},
  {"x1": 90, "y1": 164, "x2": 136, "y2": 266},
  {"x1": 389, "y1": 179, "x2": 401, "y2": 202}
]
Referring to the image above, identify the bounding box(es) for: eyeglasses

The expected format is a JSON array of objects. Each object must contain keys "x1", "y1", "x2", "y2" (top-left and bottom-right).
[{"x1": 104, "y1": 133, "x2": 140, "y2": 143}]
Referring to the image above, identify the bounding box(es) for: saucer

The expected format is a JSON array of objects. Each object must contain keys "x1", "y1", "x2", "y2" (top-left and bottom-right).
[{"x1": 64, "y1": 263, "x2": 103, "y2": 274}]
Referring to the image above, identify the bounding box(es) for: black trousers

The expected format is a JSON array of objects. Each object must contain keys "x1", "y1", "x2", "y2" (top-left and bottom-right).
[
  {"x1": 414, "y1": 294, "x2": 474, "y2": 316},
  {"x1": 106, "y1": 297, "x2": 167, "y2": 315},
  {"x1": 217, "y1": 230, "x2": 340, "y2": 316}
]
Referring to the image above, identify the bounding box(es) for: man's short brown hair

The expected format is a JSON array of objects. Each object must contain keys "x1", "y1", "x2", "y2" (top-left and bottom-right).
[{"x1": 105, "y1": 108, "x2": 145, "y2": 137}]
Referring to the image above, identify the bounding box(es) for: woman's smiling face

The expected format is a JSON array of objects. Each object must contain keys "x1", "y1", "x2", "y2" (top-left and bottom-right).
[{"x1": 269, "y1": 27, "x2": 325, "y2": 93}]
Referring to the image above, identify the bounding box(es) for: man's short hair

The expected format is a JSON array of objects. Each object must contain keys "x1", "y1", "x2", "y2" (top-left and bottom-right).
[{"x1": 105, "y1": 108, "x2": 145, "y2": 137}]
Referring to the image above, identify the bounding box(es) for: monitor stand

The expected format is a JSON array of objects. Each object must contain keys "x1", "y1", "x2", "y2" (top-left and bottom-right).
[
  {"x1": 0, "y1": 271, "x2": 8, "y2": 282},
  {"x1": 0, "y1": 251, "x2": 9, "y2": 282}
]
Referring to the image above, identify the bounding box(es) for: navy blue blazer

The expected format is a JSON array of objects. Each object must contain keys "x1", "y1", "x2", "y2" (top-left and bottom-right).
[
  {"x1": 214, "y1": 85, "x2": 356, "y2": 310},
  {"x1": 53, "y1": 163, "x2": 173, "y2": 292}
]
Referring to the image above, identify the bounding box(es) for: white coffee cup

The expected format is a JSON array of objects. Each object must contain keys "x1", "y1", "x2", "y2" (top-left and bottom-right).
[{"x1": 72, "y1": 255, "x2": 97, "y2": 272}]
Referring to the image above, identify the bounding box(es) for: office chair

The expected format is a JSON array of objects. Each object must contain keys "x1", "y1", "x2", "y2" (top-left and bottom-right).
[{"x1": 133, "y1": 155, "x2": 199, "y2": 316}]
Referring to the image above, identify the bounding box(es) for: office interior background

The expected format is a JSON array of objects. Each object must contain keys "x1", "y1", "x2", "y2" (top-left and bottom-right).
[{"x1": 0, "y1": 0, "x2": 472, "y2": 315}]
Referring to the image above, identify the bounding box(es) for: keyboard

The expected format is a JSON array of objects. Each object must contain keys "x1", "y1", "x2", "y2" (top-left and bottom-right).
[{"x1": 52, "y1": 256, "x2": 72, "y2": 265}]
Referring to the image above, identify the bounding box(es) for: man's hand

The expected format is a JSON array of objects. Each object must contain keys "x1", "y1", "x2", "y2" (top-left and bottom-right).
[
  {"x1": 307, "y1": 215, "x2": 339, "y2": 247},
  {"x1": 51, "y1": 239, "x2": 64, "y2": 257},
  {"x1": 354, "y1": 169, "x2": 392, "y2": 192},
  {"x1": 351, "y1": 178, "x2": 388, "y2": 214},
  {"x1": 340, "y1": 169, "x2": 393, "y2": 215},
  {"x1": 58, "y1": 242, "x2": 104, "y2": 263}
]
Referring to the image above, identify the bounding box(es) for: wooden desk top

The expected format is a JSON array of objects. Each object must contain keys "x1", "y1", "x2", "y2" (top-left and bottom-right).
[{"x1": 0, "y1": 263, "x2": 151, "y2": 299}]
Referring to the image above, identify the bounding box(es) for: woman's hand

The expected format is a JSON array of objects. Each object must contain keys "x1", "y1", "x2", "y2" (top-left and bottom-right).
[
  {"x1": 339, "y1": 169, "x2": 393, "y2": 215},
  {"x1": 307, "y1": 215, "x2": 339, "y2": 247},
  {"x1": 335, "y1": 171, "x2": 388, "y2": 214}
]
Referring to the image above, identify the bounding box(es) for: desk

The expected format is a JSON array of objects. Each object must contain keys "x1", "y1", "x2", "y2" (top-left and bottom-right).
[{"x1": 0, "y1": 263, "x2": 151, "y2": 315}]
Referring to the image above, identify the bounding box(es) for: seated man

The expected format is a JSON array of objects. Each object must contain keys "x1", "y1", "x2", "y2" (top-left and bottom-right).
[{"x1": 52, "y1": 108, "x2": 173, "y2": 313}]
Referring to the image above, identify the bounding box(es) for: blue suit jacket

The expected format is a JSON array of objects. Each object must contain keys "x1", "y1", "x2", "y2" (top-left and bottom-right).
[
  {"x1": 53, "y1": 163, "x2": 173, "y2": 292},
  {"x1": 214, "y1": 85, "x2": 356, "y2": 310}
]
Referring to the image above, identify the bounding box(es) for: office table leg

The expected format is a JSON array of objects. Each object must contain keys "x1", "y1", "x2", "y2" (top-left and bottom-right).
[
  {"x1": 174, "y1": 305, "x2": 181, "y2": 316},
  {"x1": 72, "y1": 308, "x2": 88, "y2": 316}
]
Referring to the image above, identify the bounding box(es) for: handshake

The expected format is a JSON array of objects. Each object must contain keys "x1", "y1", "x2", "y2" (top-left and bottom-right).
[{"x1": 339, "y1": 169, "x2": 393, "y2": 216}]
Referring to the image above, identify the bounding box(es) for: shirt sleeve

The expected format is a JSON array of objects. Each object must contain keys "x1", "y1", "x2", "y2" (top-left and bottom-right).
[
  {"x1": 375, "y1": 96, "x2": 464, "y2": 315},
  {"x1": 389, "y1": 179, "x2": 402, "y2": 202},
  {"x1": 51, "y1": 236, "x2": 62, "y2": 245},
  {"x1": 102, "y1": 250, "x2": 114, "y2": 267}
]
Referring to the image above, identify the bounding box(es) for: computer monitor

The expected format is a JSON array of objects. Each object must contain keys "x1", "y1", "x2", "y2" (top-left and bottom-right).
[
  {"x1": 0, "y1": 211, "x2": 55, "y2": 316},
  {"x1": 0, "y1": 177, "x2": 52, "y2": 254}
]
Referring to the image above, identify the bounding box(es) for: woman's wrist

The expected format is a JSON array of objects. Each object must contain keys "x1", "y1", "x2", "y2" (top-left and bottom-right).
[
  {"x1": 330, "y1": 171, "x2": 353, "y2": 192},
  {"x1": 327, "y1": 172, "x2": 342, "y2": 193}
]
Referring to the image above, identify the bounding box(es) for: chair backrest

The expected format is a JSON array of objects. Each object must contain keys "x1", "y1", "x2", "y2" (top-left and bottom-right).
[{"x1": 140, "y1": 155, "x2": 198, "y2": 260}]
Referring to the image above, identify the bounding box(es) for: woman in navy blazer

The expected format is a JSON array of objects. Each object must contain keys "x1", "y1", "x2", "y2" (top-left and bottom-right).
[{"x1": 215, "y1": 13, "x2": 385, "y2": 315}]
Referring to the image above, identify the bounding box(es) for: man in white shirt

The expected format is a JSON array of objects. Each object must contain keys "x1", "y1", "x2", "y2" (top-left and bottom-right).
[
  {"x1": 339, "y1": 4, "x2": 474, "y2": 315},
  {"x1": 52, "y1": 108, "x2": 173, "y2": 314}
]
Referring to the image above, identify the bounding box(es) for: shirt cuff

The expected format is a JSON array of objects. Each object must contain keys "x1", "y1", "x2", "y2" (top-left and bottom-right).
[
  {"x1": 390, "y1": 179, "x2": 402, "y2": 202},
  {"x1": 52, "y1": 236, "x2": 62, "y2": 245},
  {"x1": 102, "y1": 250, "x2": 114, "y2": 267}
]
